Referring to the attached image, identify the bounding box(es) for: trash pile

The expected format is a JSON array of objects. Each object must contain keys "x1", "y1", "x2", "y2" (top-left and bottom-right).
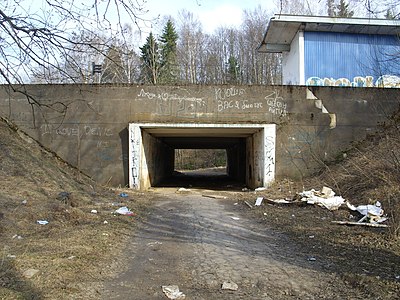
[{"x1": 252, "y1": 186, "x2": 388, "y2": 227}]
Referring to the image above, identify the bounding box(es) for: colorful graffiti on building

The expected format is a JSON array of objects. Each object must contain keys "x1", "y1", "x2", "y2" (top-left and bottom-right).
[{"x1": 306, "y1": 75, "x2": 400, "y2": 88}]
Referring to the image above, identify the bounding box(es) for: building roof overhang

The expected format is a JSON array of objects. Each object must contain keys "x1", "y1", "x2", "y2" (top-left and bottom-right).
[{"x1": 258, "y1": 14, "x2": 400, "y2": 53}]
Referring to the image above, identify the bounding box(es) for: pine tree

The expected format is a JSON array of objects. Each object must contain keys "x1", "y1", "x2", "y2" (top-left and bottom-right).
[
  {"x1": 139, "y1": 32, "x2": 160, "y2": 84},
  {"x1": 334, "y1": 0, "x2": 354, "y2": 18},
  {"x1": 327, "y1": 0, "x2": 335, "y2": 17},
  {"x1": 159, "y1": 19, "x2": 179, "y2": 84}
]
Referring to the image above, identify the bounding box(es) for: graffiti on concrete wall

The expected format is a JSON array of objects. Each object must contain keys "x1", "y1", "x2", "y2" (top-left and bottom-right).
[
  {"x1": 137, "y1": 88, "x2": 207, "y2": 116},
  {"x1": 129, "y1": 125, "x2": 140, "y2": 189},
  {"x1": 306, "y1": 75, "x2": 400, "y2": 88},
  {"x1": 264, "y1": 91, "x2": 288, "y2": 116},
  {"x1": 264, "y1": 135, "x2": 275, "y2": 179},
  {"x1": 40, "y1": 124, "x2": 114, "y2": 137}
]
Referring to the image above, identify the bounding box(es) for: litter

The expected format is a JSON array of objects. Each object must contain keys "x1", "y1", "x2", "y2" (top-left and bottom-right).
[
  {"x1": 37, "y1": 220, "x2": 49, "y2": 225},
  {"x1": 255, "y1": 197, "x2": 263, "y2": 206},
  {"x1": 299, "y1": 187, "x2": 345, "y2": 210},
  {"x1": 23, "y1": 268, "x2": 39, "y2": 279},
  {"x1": 119, "y1": 192, "x2": 128, "y2": 198},
  {"x1": 230, "y1": 216, "x2": 240, "y2": 220},
  {"x1": 346, "y1": 201, "x2": 387, "y2": 223},
  {"x1": 114, "y1": 206, "x2": 134, "y2": 216},
  {"x1": 308, "y1": 257, "x2": 316, "y2": 261},
  {"x1": 177, "y1": 188, "x2": 191, "y2": 193},
  {"x1": 91, "y1": 209, "x2": 98, "y2": 214},
  {"x1": 221, "y1": 281, "x2": 238, "y2": 291},
  {"x1": 162, "y1": 285, "x2": 186, "y2": 299},
  {"x1": 255, "y1": 187, "x2": 266, "y2": 192},
  {"x1": 21, "y1": 200, "x2": 27, "y2": 205}
]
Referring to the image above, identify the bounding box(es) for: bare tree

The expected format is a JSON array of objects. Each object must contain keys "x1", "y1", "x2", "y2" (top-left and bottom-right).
[{"x1": 0, "y1": 0, "x2": 147, "y2": 87}]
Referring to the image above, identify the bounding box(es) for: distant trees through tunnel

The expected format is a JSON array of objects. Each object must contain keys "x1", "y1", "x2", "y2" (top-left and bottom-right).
[{"x1": 174, "y1": 149, "x2": 227, "y2": 171}]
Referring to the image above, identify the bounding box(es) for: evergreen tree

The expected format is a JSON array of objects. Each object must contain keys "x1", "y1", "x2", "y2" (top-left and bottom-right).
[
  {"x1": 327, "y1": 0, "x2": 335, "y2": 16},
  {"x1": 334, "y1": 0, "x2": 354, "y2": 18},
  {"x1": 227, "y1": 56, "x2": 240, "y2": 84},
  {"x1": 139, "y1": 32, "x2": 160, "y2": 84},
  {"x1": 159, "y1": 19, "x2": 179, "y2": 84}
]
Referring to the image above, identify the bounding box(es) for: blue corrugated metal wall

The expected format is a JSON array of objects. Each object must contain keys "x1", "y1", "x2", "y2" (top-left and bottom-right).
[{"x1": 304, "y1": 31, "x2": 399, "y2": 86}]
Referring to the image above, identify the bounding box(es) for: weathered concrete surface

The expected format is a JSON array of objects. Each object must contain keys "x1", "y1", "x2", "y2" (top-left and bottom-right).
[{"x1": 0, "y1": 84, "x2": 398, "y2": 187}]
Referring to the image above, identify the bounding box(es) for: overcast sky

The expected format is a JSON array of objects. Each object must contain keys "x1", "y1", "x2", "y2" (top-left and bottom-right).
[{"x1": 143, "y1": 0, "x2": 277, "y2": 33}]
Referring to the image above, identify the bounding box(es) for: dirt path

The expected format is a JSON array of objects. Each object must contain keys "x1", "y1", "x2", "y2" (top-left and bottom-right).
[{"x1": 101, "y1": 189, "x2": 354, "y2": 299}]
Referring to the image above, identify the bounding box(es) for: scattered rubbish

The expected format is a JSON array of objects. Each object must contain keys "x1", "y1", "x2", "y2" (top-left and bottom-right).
[
  {"x1": 12, "y1": 235, "x2": 22, "y2": 239},
  {"x1": 230, "y1": 216, "x2": 240, "y2": 221},
  {"x1": 395, "y1": 275, "x2": 400, "y2": 280},
  {"x1": 221, "y1": 281, "x2": 238, "y2": 291},
  {"x1": 346, "y1": 201, "x2": 387, "y2": 223},
  {"x1": 244, "y1": 201, "x2": 253, "y2": 208},
  {"x1": 114, "y1": 206, "x2": 134, "y2": 216},
  {"x1": 177, "y1": 188, "x2": 191, "y2": 193},
  {"x1": 148, "y1": 241, "x2": 163, "y2": 246},
  {"x1": 299, "y1": 187, "x2": 345, "y2": 210},
  {"x1": 91, "y1": 209, "x2": 98, "y2": 214},
  {"x1": 7, "y1": 254, "x2": 16, "y2": 259},
  {"x1": 21, "y1": 199, "x2": 27, "y2": 205},
  {"x1": 309, "y1": 235, "x2": 315, "y2": 239},
  {"x1": 37, "y1": 220, "x2": 49, "y2": 225},
  {"x1": 255, "y1": 197, "x2": 263, "y2": 206},
  {"x1": 68, "y1": 256, "x2": 76, "y2": 260},
  {"x1": 266, "y1": 198, "x2": 293, "y2": 205},
  {"x1": 234, "y1": 202, "x2": 238, "y2": 206},
  {"x1": 263, "y1": 212, "x2": 267, "y2": 216},
  {"x1": 161, "y1": 285, "x2": 186, "y2": 299},
  {"x1": 23, "y1": 268, "x2": 39, "y2": 279},
  {"x1": 308, "y1": 257, "x2": 316, "y2": 261},
  {"x1": 202, "y1": 194, "x2": 227, "y2": 199},
  {"x1": 119, "y1": 192, "x2": 128, "y2": 198},
  {"x1": 241, "y1": 188, "x2": 249, "y2": 192},
  {"x1": 103, "y1": 220, "x2": 109, "y2": 224},
  {"x1": 102, "y1": 233, "x2": 109, "y2": 236},
  {"x1": 255, "y1": 187, "x2": 267, "y2": 192}
]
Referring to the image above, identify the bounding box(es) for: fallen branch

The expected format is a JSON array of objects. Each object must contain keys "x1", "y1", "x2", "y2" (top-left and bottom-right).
[
  {"x1": 332, "y1": 221, "x2": 389, "y2": 228},
  {"x1": 244, "y1": 201, "x2": 253, "y2": 209},
  {"x1": 202, "y1": 194, "x2": 227, "y2": 199}
]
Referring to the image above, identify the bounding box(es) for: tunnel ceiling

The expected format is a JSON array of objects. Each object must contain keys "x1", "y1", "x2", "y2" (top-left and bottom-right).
[{"x1": 143, "y1": 126, "x2": 262, "y2": 149}]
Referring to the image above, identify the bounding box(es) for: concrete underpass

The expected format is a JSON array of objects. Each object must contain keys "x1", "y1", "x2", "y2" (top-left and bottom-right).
[{"x1": 129, "y1": 123, "x2": 276, "y2": 190}]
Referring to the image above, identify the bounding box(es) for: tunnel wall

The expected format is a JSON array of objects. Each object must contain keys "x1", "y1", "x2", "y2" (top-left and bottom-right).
[
  {"x1": 0, "y1": 84, "x2": 399, "y2": 187},
  {"x1": 141, "y1": 130, "x2": 174, "y2": 189}
]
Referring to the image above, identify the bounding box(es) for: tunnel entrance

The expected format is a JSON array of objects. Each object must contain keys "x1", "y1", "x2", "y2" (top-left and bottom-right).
[{"x1": 128, "y1": 123, "x2": 276, "y2": 190}]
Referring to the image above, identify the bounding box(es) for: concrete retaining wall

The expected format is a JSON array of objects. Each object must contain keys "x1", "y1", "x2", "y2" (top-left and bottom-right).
[{"x1": 0, "y1": 84, "x2": 398, "y2": 187}]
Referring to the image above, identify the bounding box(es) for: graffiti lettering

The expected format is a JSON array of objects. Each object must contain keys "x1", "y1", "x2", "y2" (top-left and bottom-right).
[
  {"x1": 264, "y1": 91, "x2": 288, "y2": 116},
  {"x1": 40, "y1": 125, "x2": 114, "y2": 137},
  {"x1": 217, "y1": 100, "x2": 263, "y2": 112},
  {"x1": 306, "y1": 75, "x2": 400, "y2": 88},
  {"x1": 215, "y1": 87, "x2": 245, "y2": 100}
]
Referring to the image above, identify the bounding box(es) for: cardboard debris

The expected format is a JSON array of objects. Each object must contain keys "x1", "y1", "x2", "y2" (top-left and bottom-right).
[
  {"x1": 299, "y1": 187, "x2": 345, "y2": 210},
  {"x1": 162, "y1": 285, "x2": 186, "y2": 299},
  {"x1": 346, "y1": 201, "x2": 387, "y2": 223},
  {"x1": 255, "y1": 197, "x2": 263, "y2": 206}
]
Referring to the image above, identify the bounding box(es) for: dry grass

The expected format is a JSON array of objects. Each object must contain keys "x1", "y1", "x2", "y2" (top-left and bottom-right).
[
  {"x1": 0, "y1": 118, "x2": 149, "y2": 299},
  {"x1": 310, "y1": 108, "x2": 400, "y2": 239}
]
